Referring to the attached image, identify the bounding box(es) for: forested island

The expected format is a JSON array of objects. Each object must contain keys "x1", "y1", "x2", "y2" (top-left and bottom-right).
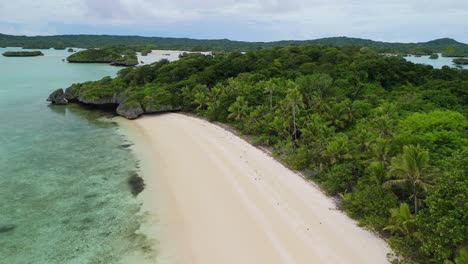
[
  {"x1": 50, "y1": 44, "x2": 467, "y2": 263},
  {"x1": 66, "y1": 48, "x2": 138, "y2": 66},
  {"x1": 1, "y1": 33, "x2": 468, "y2": 55},
  {"x1": 453, "y1": 58, "x2": 468, "y2": 65},
  {"x1": 2, "y1": 51, "x2": 44, "y2": 57}
]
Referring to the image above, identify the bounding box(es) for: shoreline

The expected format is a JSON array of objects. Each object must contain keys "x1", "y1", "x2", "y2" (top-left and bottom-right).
[{"x1": 116, "y1": 113, "x2": 392, "y2": 264}]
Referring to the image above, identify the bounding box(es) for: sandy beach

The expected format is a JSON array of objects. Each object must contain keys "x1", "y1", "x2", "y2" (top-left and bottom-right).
[{"x1": 119, "y1": 113, "x2": 391, "y2": 264}]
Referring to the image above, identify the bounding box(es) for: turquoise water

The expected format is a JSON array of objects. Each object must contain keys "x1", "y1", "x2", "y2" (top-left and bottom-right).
[
  {"x1": 404, "y1": 53, "x2": 468, "y2": 69},
  {"x1": 0, "y1": 48, "x2": 153, "y2": 263}
]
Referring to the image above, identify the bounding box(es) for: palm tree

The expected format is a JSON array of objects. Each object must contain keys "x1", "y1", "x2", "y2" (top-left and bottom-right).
[
  {"x1": 454, "y1": 247, "x2": 468, "y2": 264},
  {"x1": 264, "y1": 81, "x2": 276, "y2": 108},
  {"x1": 284, "y1": 83, "x2": 304, "y2": 140},
  {"x1": 384, "y1": 145, "x2": 431, "y2": 214},
  {"x1": 383, "y1": 203, "x2": 417, "y2": 237},
  {"x1": 228, "y1": 96, "x2": 249, "y2": 121},
  {"x1": 194, "y1": 92, "x2": 208, "y2": 110}
]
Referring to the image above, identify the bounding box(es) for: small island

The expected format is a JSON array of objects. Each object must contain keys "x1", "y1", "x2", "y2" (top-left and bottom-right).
[
  {"x1": 429, "y1": 53, "x2": 439, "y2": 59},
  {"x1": 2, "y1": 51, "x2": 44, "y2": 57},
  {"x1": 67, "y1": 48, "x2": 138, "y2": 66},
  {"x1": 452, "y1": 58, "x2": 468, "y2": 65}
]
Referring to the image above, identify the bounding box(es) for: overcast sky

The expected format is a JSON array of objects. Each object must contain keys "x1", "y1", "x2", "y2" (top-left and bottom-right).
[{"x1": 0, "y1": 0, "x2": 467, "y2": 43}]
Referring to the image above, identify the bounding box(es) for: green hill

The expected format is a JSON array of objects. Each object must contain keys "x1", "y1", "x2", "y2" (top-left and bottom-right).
[{"x1": 1, "y1": 33, "x2": 467, "y2": 55}]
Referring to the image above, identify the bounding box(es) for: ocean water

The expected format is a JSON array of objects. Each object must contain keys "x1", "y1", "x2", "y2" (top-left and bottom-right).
[
  {"x1": 0, "y1": 48, "x2": 154, "y2": 263},
  {"x1": 404, "y1": 53, "x2": 468, "y2": 69}
]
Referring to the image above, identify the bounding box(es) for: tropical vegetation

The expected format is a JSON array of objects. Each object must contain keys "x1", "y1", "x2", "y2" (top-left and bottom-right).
[
  {"x1": 67, "y1": 44, "x2": 467, "y2": 263},
  {"x1": 66, "y1": 48, "x2": 138, "y2": 66}
]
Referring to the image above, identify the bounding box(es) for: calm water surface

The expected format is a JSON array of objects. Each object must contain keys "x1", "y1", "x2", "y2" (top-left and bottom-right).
[
  {"x1": 404, "y1": 53, "x2": 468, "y2": 69},
  {"x1": 0, "y1": 48, "x2": 154, "y2": 263}
]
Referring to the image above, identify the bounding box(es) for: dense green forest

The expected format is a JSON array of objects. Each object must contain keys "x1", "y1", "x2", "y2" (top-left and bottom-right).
[
  {"x1": 1, "y1": 33, "x2": 468, "y2": 55},
  {"x1": 67, "y1": 45, "x2": 467, "y2": 263},
  {"x1": 2, "y1": 51, "x2": 43, "y2": 57}
]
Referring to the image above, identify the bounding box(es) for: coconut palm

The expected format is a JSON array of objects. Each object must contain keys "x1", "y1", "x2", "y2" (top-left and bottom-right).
[
  {"x1": 194, "y1": 92, "x2": 208, "y2": 110},
  {"x1": 264, "y1": 80, "x2": 276, "y2": 108},
  {"x1": 384, "y1": 145, "x2": 431, "y2": 214},
  {"x1": 383, "y1": 203, "x2": 417, "y2": 237},
  {"x1": 454, "y1": 247, "x2": 468, "y2": 264},
  {"x1": 228, "y1": 96, "x2": 249, "y2": 121},
  {"x1": 284, "y1": 83, "x2": 304, "y2": 140}
]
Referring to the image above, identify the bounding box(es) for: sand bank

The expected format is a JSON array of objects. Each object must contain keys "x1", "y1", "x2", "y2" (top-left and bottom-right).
[{"x1": 119, "y1": 113, "x2": 391, "y2": 264}]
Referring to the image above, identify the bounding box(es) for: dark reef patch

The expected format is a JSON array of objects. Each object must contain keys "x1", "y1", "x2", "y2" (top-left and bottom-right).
[
  {"x1": 0, "y1": 224, "x2": 16, "y2": 233},
  {"x1": 128, "y1": 172, "x2": 145, "y2": 196},
  {"x1": 119, "y1": 144, "x2": 133, "y2": 149}
]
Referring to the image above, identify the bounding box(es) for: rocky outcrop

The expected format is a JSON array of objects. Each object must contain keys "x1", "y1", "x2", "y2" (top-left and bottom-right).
[
  {"x1": 116, "y1": 101, "x2": 144, "y2": 119},
  {"x1": 47, "y1": 89, "x2": 68, "y2": 105},
  {"x1": 49, "y1": 86, "x2": 180, "y2": 119},
  {"x1": 78, "y1": 93, "x2": 126, "y2": 105},
  {"x1": 64, "y1": 87, "x2": 78, "y2": 101}
]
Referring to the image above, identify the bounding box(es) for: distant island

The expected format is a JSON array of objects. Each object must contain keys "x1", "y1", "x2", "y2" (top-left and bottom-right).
[
  {"x1": 1, "y1": 33, "x2": 467, "y2": 55},
  {"x1": 66, "y1": 48, "x2": 138, "y2": 66},
  {"x1": 453, "y1": 58, "x2": 468, "y2": 65},
  {"x1": 429, "y1": 53, "x2": 439, "y2": 59},
  {"x1": 2, "y1": 51, "x2": 44, "y2": 57}
]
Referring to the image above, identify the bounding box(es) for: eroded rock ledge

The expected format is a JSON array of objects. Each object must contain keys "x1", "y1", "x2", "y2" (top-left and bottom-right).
[{"x1": 47, "y1": 87, "x2": 180, "y2": 119}]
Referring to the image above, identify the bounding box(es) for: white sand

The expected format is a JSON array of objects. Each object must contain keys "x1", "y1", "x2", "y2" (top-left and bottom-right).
[{"x1": 119, "y1": 113, "x2": 391, "y2": 264}]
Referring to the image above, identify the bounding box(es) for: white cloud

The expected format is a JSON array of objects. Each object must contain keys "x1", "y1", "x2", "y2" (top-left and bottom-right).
[{"x1": 0, "y1": 0, "x2": 466, "y2": 42}]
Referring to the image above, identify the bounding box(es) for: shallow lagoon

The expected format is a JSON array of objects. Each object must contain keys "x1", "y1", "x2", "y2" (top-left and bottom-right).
[
  {"x1": 404, "y1": 53, "x2": 468, "y2": 69},
  {"x1": 0, "y1": 48, "x2": 154, "y2": 263}
]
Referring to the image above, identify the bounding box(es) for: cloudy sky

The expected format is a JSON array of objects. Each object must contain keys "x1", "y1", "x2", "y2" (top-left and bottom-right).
[{"x1": 0, "y1": 0, "x2": 467, "y2": 43}]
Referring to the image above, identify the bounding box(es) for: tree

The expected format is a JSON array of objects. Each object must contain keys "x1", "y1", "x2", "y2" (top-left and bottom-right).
[
  {"x1": 384, "y1": 203, "x2": 417, "y2": 238},
  {"x1": 398, "y1": 110, "x2": 468, "y2": 160},
  {"x1": 284, "y1": 82, "x2": 304, "y2": 140},
  {"x1": 264, "y1": 80, "x2": 276, "y2": 108},
  {"x1": 416, "y1": 152, "x2": 467, "y2": 262},
  {"x1": 384, "y1": 145, "x2": 431, "y2": 214},
  {"x1": 228, "y1": 96, "x2": 249, "y2": 121},
  {"x1": 454, "y1": 247, "x2": 468, "y2": 264},
  {"x1": 194, "y1": 92, "x2": 208, "y2": 110},
  {"x1": 296, "y1": 73, "x2": 333, "y2": 113}
]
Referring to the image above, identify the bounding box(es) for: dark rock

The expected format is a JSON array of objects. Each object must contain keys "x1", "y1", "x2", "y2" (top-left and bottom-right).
[
  {"x1": 64, "y1": 87, "x2": 78, "y2": 101},
  {"x1": 47, "y1": 89, "x2": 68, "y2": 105},
  {"x1": 128, "y1": 172, "x2": 145, "y2": 196},
  {"x1": 78, "y1": 92, "x2": 126, "y2": 105},
  {"x1": 0, "y1": 224, "x2": 16, "y2": 233},
  {"x1": 119, "y1": 144, "x2": 133, "y2": 149},
  {"x1": 116, "y1": 102, "x2": 144, "y2": 119}
]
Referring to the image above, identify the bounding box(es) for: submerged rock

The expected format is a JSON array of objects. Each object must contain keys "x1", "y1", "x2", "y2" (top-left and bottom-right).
[
  {"x1": 116, "y1": 101, "x2": 144, "y2": 119},
  {"x1": 47, "y1": 89, "x2": 68, "y2": 105},
  {"x1": 128, "y1": 172, "x2": 145, "y2": 196},
  {"x1": 0, "y1": 224, "x2": 16, "y2": 233}
]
